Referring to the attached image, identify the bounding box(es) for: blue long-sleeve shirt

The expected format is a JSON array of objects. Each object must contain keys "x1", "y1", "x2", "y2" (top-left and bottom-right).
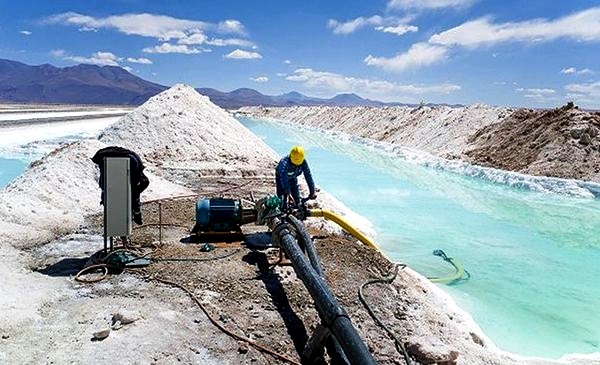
[{"x1": 276, "y1": 156, "x2": 315, "y2": 195}]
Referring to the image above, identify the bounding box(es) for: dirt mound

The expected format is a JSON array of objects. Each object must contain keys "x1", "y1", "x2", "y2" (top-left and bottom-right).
[{"x1": 465, "y1": 103, "x2": 600, "y2": 181}]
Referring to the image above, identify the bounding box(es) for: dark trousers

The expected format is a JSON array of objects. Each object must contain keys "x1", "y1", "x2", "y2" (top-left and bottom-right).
[{"x1": 276, "y1": 174, "x2": 301, "y2": 206}]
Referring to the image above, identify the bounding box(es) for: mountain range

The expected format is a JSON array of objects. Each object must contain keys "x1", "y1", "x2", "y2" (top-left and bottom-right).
[
  {"x1": 0, "y1": 59, "x2": 165, "y2": 105},
  {"x1": 0, "y1": 58, "x2": 434, "y2": 108}
]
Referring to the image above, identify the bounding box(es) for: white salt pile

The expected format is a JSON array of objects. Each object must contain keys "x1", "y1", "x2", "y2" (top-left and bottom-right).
[
  {"x1": 99, "y1": 84, "x2": 278, "y2": 175},
  {"x1": 0, "y1": 139, "x2": 192, "y2": 248},
  {"x1": 0, "y1": 84, "x2": 281, "y2": 248}
]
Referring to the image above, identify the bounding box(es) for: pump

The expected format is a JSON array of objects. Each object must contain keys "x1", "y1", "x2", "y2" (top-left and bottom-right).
[{"x1": 191, "y1": 197, "x2": 257, "y2": 234}]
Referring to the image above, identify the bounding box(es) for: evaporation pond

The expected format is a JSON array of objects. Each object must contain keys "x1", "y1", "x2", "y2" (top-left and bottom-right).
[
  {"x1": 0, "y1": 157, "x2": 28, "y2": 188},
  {"x1": 239, "y1": 116, "x2": 600, "y2": 358}
]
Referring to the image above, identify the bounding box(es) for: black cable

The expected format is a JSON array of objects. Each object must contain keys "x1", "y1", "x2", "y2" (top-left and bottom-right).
[
  {"x1": 359, "y1": 264, "x2": 413, "y2": 365},
  {"x1": 152, "y1": 249, "x2": 240, "y2": 262}
]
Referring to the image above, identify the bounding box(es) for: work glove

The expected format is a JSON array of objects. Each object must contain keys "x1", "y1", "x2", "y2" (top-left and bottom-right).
[{"x1": 281, "y1": 194, "x2": 291, "y2": 210}]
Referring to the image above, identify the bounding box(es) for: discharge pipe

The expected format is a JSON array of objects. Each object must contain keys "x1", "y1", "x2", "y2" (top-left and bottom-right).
[
  {"x1": 428, "y1": 249, "x2": 467, "y2": 284},
  {"x1": 287, "y1": 215, "x2": 350, "y2": 364},
  {"x1": 287, "y1": 215, "x2": 324, "y2": 276},
  {"x1": 271, "y1": 217, "x2": 377, "y2": 365},
  {"x1": 308, "y1": 209, "x2": 378, "y2": 251}
]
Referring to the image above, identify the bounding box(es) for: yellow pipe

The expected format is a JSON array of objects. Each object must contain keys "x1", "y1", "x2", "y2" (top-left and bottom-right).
[
  {"x1": 308, "y1": 209, "x2": 379, "y2": 251},
  {"x1": 428, "y1": 257, "x2": 465, "y2": 284},
  {"x1": 308, "y1": 209, "x2": 467, "y2": 285}
]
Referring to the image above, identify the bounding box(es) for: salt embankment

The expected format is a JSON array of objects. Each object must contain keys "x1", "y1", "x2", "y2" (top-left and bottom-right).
[
  {"x1": 239, "y1": 104, "x2": 509, "y2": 157},
  {"x1": 1, "y1": 86, "x2": 598, "y2": 364},
  {"x1": 239, "y1": 104, "x2": 600, "y2": 183}
]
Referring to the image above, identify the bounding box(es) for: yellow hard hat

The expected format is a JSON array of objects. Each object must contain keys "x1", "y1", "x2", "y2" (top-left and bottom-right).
[{"x1": 289, "y1": 145, "x2": 305, "y2": 165}]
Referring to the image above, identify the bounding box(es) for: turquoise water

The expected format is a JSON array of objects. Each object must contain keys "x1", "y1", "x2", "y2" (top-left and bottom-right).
[
  {"x1": 0, "y1": 157, "x2": 28, "y2": 188},
  {"x1": 238, "y1": 116, "x2": 600, "y2": 358}
]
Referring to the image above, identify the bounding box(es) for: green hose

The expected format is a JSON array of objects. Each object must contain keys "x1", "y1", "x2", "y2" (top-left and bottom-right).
[{"x1": 427, "y1": 249, "x2": 470, "y2": 285}]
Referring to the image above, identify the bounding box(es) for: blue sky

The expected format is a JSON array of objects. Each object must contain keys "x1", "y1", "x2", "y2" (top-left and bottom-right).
[{"x1": 1, "y1": 0, "x2": 599, "y2": 108}]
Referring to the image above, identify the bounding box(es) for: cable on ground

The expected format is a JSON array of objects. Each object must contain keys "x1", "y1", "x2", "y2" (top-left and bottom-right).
[
  {"x1": 150, "y1": 276, "x2": 301, "y2": 365},
  {"x1": 359, "y1": 263, "x2": 413, "y2": 365}
]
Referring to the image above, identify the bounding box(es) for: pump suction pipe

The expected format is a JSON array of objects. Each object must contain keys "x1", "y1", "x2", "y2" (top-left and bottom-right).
[
  {"x1": 306, "y1": 209, "x2": 468, "y2": 285},
  {"x1": 428, "y1": 249, "x2": 468, "y2": 284}
]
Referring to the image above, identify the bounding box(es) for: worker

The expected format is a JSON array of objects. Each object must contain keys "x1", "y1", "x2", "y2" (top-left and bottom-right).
[
  {"x1": 276, "y1": 145, "x2": 317, "y2": 209},
  {"x1": 91, "y1": 146, "x2": 149, "y2": 225}
]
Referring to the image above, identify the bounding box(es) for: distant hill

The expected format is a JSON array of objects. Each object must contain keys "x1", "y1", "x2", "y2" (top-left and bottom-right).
[
  {"x1": 196, "y1": 88, "x2": 392, "y2": 108},
  {"x1": 0, "y1": 58, "x2": 454, "y2": 108},
  {"x1": 0, "y1": 59, "x2": 166, "y2": 105}
]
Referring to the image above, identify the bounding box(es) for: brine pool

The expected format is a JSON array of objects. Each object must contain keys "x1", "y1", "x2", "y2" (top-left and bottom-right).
[
  {"x1": 1, "y1": 115, "x2": 599, "y2": 359},
  {"x1": 238, "y1": 116, "x2": 600, "y2": 359}
]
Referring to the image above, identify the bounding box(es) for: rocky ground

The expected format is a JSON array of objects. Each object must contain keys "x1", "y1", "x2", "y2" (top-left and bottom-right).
[
  {"x1": 1, "y1": 86, "x2": 599, "y2": 364},
  {"x1": 240, "y1": 103, "x2": 600, "y2": 183}
]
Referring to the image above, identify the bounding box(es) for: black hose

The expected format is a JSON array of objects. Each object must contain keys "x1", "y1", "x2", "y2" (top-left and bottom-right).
[
  {"x1": 272, "y1": 218, "x2": 376, "y2": 365},
  {"x1": 286, "y1": 215, "x2": 349, "y2": 364},
  {"x1": 359, "y1": 264, "x2": 413, "y2": 365},
  {"x1": 287, "y1": 215, "x2": 324, "y2": 277}
]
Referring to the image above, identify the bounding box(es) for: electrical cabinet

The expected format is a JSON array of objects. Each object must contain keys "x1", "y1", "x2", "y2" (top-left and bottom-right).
[{"x1": 104, "y1": 157, "x2": 132, "y2": 236}]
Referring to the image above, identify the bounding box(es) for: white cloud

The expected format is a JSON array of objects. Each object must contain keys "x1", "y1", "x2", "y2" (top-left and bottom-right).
[
  {"x1": 285, "y1": 68, "x2": 460, "y2": 101},
  {"x1": 52, "y1": 49, "x2": 122, "y2": 66},
  {"x1": 224, "y1": 49, "x2": 262, "y2": 59},
  {"x1": 429, "y1": 8, "x2": 600, "y2": 48},
  {"x1": 51, "y1": 49, "x2": 66, "y2": 58},
  {"x1": 276, "y1": 73, "x2": 287, "y2": 77},
  {"x1": 177, "y1": 32, "x2": 207, "y2": 45},
  {"x1": 327, "y1": 15, "x2": 383, "y2": 35},
  {"x1": 565, "y1": 81, "x2": 600, "y2": 105},
  {"x1": 364, "y1": 42, "x2": 448, "y2": 72},
  {"x1": 217, "y1": 19, "x2": 246, "y2": 34},
  {"x1": 561, "y1": 67, "x2": 594, "y2": 75},
  {"x1": 205, "y1": 38, "x2": 255, "y2": 48},
  {"x1": 387, "y1": 0, "x2": 475, "y2": 10},
  {"x1": 515, "y1": 87, "x2": 557, "y2": 103},
  {"x1": 250, "y1": 76, "x2": 269, "y2": 83},
  {"x1": 175, "y1": 32, "x2": 255, "y2": 48},
  {"x1": 375, "y1": 24, "x2": 418, "y2": 36},
  {"x1": 122, "y1": 66, "x2": 133, "y2": 72},
  {"x1": 45, "y1": 12, "x2": 252, "y2": 55},
  {"x1": 127, "y1": 57, "x2": 153, "y2": 64},
  {"x1": 19, "y1": 30, "x2": 32, "y2": 35},
  {"x1": 374, "y1": 7, "x2": 600, "y2": 73},
  {"x1": 515, "y1": 88, "x2": 555, "y2": 95},
  {"x1": 143, "y1": 43, "x2": 202, "y2": 54},
  {"x1": 284, "y1": 60, "x2": 291, "y2": 64},
  {"x1": 45, "y1": 12, "x2": 209, "y2": 39},
  {"x1": 327, "y1": 15, "x2": 417, "y2": 36}
]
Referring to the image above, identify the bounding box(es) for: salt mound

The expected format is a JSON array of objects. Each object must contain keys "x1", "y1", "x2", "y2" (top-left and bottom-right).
[
  {"x1": 0, "y1": 139, "x2": 193, "y2": 247},
  {"x1": 0, "y1": 84, "x2": 278, "y2": 248},
  {"x1": 0, "y1": 140, "x2": 104, "y2": 246},
  {"x1": 99, "y1": 84, "x2": 278, "y2": 175}
]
